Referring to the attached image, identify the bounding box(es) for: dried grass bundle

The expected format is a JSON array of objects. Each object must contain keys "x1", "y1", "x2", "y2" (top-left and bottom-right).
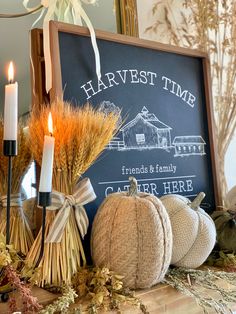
[
  {"x1": 0, "y1": 120, "x2": 34, "y2": 256},
  {"x1": 26, "y1": 99, "x2": 119, "y2": 287},
  {"x1": 144, "y1": 0, "x2": 236, "y2": 202}
]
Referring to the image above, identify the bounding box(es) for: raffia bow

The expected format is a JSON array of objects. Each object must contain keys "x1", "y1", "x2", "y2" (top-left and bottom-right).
[
  {"x1": 23, "y1": 0, "x2": 101, "y2": 93},
  {"x1": 45, "y1": 177, "x2": 96, "y2": 243}
]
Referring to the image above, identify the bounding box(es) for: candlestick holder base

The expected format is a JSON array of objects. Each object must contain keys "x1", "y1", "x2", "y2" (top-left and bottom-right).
[
  {"x1": 5, "y1": 155, "x2": 12, "y2": 245},
  {"x1": 38, "y1": 192, "x2": 51, "y2": 207},
  {"x1": 3, "y1": 140, "x2": 17, "y2": 156}
]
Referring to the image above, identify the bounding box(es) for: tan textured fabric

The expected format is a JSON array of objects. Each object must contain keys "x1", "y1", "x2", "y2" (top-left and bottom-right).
[
  {"x1": 161, "y1": 194, "x2": 216, "y2": 268},
  {"x1": 91, "y1": 192, "x2": 172, "y2": 289}
]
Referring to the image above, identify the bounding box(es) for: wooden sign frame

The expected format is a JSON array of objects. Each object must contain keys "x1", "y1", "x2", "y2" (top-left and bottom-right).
[{"x1": 31, "y1": 21, "x2": 221, "y2": 211}]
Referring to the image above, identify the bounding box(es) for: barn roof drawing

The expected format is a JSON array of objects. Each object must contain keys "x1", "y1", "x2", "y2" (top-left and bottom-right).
[
  {"x1": 120, "y1": 106, "x2": 172, "y2": 131},
  {"x1": 173, "y1": 136, "x2": 206, "y2": 144}
]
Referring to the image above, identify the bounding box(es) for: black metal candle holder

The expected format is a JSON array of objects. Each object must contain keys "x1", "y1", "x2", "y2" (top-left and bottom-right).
[
  {"x1": 35, "y1": 192, "x2": 51, "y2": 268},
  {"x1": 3, "y1": 140, "x2": 17, "y2": 245}
]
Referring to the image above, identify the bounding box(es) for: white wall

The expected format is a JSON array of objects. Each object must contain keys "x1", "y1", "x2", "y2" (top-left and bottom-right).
[
  {"x1": 225, "y1": 135, "x2": 236, "y2": 190},
  {"x1": 0, "y1": 1, "x2": 116, "y2": 116}
]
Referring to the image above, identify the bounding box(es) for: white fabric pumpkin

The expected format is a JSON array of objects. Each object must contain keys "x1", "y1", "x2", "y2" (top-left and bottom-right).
[
  {"x1": 91, "y1": 177, "x2": 172, "y2": 289},
  {"x1": 160, "y1": 193, "x2": 216, "y2": 268}
]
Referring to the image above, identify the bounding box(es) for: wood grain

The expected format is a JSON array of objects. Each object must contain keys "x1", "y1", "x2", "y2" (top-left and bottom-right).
[{"x1": 0, "y1": 282, "x2": 235, "y2": 313}]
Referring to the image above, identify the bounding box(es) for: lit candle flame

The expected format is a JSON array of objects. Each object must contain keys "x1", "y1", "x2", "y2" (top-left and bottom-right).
[
  {"x1": 8, "y1": 61, "x2": 14, "y2": 83},
  {"x1": 48, "y1": 112, "x2": 53, "y2": 135}
]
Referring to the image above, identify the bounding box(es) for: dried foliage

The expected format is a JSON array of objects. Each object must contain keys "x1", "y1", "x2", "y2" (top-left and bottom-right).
[
  {"x1": 142, "y1": 0, "x2": 194, "y2": 46},
  {"x1": 164, "y1": 267, "x2": 236, "y2": 314},
  {"x1": 207, "y1": 250, "x2": 236, "y2": 272},
  {"x1": 27, "y1": 100, "x2": 119, "y2": 286},
  {"x1": 33, "y1": 267, "x2": 148, "y2": 314},
  {"x1": 0, "y1": 234, "x2": 41, "y2": 313},
  {"x1": 71, "y1": 267, "x2": 148, "y2": 313},
  {"x1": 0, "y1": 120, "x2": 34, "y2": 256},
  {"x1": 144, "y1": 0, "x2": 236, "y2": 201}
]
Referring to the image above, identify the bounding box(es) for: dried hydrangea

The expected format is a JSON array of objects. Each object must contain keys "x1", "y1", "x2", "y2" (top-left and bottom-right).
[
  {"x1": 0, "y1": 233, "x2": 21, "y2": 268},
  {"x1": 0, "y1": 249, "x2": 12, "y2": 266},
  {"x1": 72, "y1": 267, "x2": 148, "y2": 313}
]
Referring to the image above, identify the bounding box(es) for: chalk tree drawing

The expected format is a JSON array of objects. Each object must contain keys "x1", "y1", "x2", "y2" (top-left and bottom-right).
[
  {"x1": 98, "y1": 100, "x2": 122, "y2": 129},
  {"x1": 173, "y1": 136, "x2": 206, "y2": 157},
  {"x1": 105, "y1": 105, "x2": 207, "y2": 156}
]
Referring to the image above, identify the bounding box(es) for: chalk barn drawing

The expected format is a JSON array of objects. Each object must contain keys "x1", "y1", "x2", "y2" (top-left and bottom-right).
[
  {"x1": 99, "y1": 102, "x2": 206, "y2": 156},
  {"x1": 173, "y1": 136, "x2": 206, "y2": 157}
]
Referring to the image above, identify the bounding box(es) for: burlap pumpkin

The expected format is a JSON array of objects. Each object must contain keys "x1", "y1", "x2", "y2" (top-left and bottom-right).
[
  {"x1": 161, "y1": 193, "x2": 216, "y2": 268},
  {"x1": 91, "y1": 177, "x2": 172, "y2": 289}
]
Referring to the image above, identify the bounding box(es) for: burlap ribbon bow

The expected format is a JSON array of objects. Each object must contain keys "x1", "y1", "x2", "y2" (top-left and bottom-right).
[
  {"x1": 45, "y1": 178, "x2": 96, "y2": 243},
  {"x1": 23, "y1": 0, "x2": 101, "y2": 93}
]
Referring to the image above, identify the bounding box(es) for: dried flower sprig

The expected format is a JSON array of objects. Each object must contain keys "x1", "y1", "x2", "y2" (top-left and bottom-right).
[
  {"x1": 5, "y1": 264, "x2": 42, "y2": 314},
  {"x1": 39, "y1": 285, "x2": 77, "y2": 314},
  {"x1": 0, "y1": 234, "x2": 41, "y2": 313}
]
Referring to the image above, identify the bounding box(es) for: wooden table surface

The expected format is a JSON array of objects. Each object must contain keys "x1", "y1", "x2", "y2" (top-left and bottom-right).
[{"x1": 1, "y1": 282, "x2": 233, "y2": 314}]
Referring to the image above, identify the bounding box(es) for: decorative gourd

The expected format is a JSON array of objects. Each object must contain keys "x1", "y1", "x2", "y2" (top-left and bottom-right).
[
  {"x1": 212, "y1": 186, "x2": 236, "y2": 251},
  {"x1": 212, "y1": 209, "x2": 236, "y2": 251},
  {"x1": 160, "y1": 193, "x2": 216, "y2": 268},
  {"x1": 91, "y1": 177, "x2": 172, "y2": 289}
]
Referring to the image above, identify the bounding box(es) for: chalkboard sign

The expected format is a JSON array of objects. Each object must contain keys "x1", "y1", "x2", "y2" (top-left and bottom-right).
[{"x1": 47, "y1": 22, "x2": 220, "y2": 222}]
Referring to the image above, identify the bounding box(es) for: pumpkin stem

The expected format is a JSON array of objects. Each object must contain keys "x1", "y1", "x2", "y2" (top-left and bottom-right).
[
  {"x1": 128, "y1": 176, "x2": 138, "y2": 196},
  {"x1": 190, "y1": 192, "x2": 205, "y2": 210}
]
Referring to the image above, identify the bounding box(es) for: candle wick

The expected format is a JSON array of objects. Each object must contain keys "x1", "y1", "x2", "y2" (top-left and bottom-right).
[
  {"x1": 49, "y1": 132, "x2": 53, "y2": 137},
  {"x1": 9, "y1": 79, "x2": 13, "y2": 84}
]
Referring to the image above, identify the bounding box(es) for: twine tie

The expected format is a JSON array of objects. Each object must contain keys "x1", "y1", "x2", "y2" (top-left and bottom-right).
[{"x1": 1, "y1": 193, "x2": 23, "y2": 208}]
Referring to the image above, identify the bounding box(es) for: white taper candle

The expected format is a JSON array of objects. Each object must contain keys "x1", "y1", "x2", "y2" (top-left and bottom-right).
[
  {"x1": 39, "y1": 112, "x2": 55, "y2": 193},
  {"x1": 4, "y1": 62, "x2": 18, "y2": 141}
]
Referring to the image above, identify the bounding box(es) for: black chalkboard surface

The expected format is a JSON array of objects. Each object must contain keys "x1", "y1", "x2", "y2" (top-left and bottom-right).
[{"x1": 49, "y1": 21, "x2": 220, "y2": 223}]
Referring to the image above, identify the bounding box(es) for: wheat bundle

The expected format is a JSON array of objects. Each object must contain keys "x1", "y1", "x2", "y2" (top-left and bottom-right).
[
  {"x1": 26, "y1": 100, "x2": 119, "y2": 287},
  {"x1": 0, "y1": 120, "x2": 34, "y2": 256}
]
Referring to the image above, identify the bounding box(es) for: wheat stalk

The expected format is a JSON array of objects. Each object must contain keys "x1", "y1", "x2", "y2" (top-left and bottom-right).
[
  {"x1": 0, "y1": 119, "x2": 34, "y2": 256},
  {"x1": 26, "y1": 99, "x2": 119, "y2": 286}
]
